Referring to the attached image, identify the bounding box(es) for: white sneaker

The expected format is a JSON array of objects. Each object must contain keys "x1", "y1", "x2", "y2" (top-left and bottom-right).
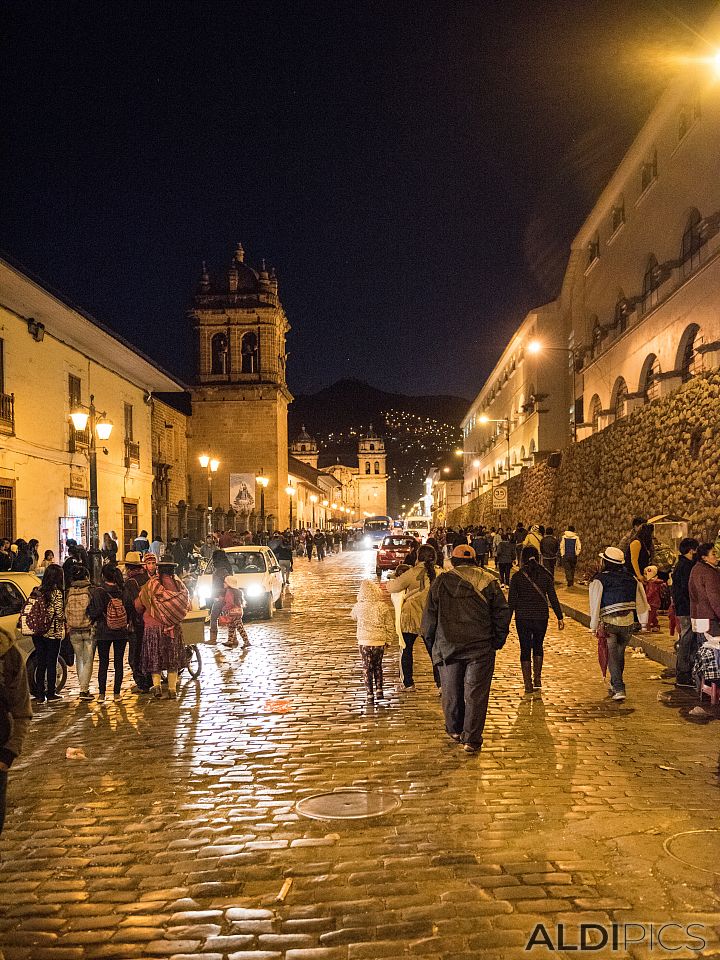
[{"x1": 612, "y1": 691, "x2": 626, "y2": 701}]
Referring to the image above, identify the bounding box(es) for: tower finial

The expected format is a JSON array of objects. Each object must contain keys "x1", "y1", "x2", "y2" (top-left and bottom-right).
[
  {"x1": 235, "y1": 242, "x2": 245, "y2": 263},
  {"x1": 200, "y1": 261, "x2": 210, "y2": 291}
]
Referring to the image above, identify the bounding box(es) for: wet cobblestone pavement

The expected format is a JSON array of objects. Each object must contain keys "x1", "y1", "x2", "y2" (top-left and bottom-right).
[{"x1": 2, "y1": 550, "x2": 720, "y2": 959}]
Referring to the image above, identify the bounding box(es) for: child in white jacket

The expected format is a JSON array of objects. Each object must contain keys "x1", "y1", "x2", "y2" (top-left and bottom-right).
[{"x1": 351, "y1": 579, "x2": 396, "y2": 699}]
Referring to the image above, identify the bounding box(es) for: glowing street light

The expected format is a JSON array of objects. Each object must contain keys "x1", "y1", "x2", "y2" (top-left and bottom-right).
[
  {"x1": 285, "y1": 484, "x2": 296, "y2": 530},
  {"x1": 309, "y1": 493, "x2": 318, "y2": 527},
  {"x1": 256, "y1": 470, "x2": 270, "y2": 541},
  {"x1": 199, "y1": 454, "x2": 220, "y2": 537},
  {"x1": 69, "y1": 395, "x2": 114, "y2": 582}
]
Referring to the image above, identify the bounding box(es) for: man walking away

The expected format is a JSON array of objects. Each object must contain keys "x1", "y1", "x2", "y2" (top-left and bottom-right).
[
  {"x1": 0, "y1": 625, "x2": 32, "y2": 836},
  {"x1": 421, "y1": 544, "x2": 510, "y2": 754},
  {"x1": 673, "y1": 538, "x2": 699, "y2": 687},
  {"x1": 540, "y1": 527, "x2": 560, "y2": 580},
  {"x1": 313, "y1": 530, "x2": 326, "y2": 562},
  {"x1": 133, "y1": 530, "x2": 151, "y2": 554},
  {"x1": 559, "y1": 525, "x2": 582, "y2": 587}
]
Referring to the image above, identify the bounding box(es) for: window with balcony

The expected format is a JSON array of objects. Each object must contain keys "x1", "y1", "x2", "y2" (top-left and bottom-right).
[
  {"x1": 68, "y1": 374, "x2": 89, "y2": 450},
  {"x1": 680, "y1": 208, "x2": 706, "y2": 279},
  {"x1": 0, "y1": 340, "x2": 13, "y2": 435},
  {"x1": 640, "y1": 150, "x2": 657, "y2": 193},
  {"x1": 611, "y1": 200, "x2": 625, "y2": 233},
  {"x1": 641, "y1": 354, "x2": 660, "y2": 403},
  {"x1": 589, "y1": 395, "x2": 602, "y2": 434},
  {"x1": 587, "y1": 232, "x2": 600, "y2": 268},
  {"x1": 678, "y1": 324, "x2": 702, "y2": 383},
  {"x1": 641, "y1": 255, "x2": 661, "y2": 313},
  {"x1": 612, "y1": 377, "x2": 628, "y2": 420}
]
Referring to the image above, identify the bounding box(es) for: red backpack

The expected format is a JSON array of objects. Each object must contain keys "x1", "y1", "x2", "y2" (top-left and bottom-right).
[
  {"x1": 151, "y1": 580, "x2": 190, "y2": 628},
  {"x1": 105, "y1": 594, "x2": 128, "y2": 632},
  {"x1": 24, "y1": 591, "x2": 54, "y2": 636}
]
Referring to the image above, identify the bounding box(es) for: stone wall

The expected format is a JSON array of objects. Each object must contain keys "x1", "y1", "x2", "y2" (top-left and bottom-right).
[{"x1": 450, "y1": 371, "x2": 720, "y2": 574}]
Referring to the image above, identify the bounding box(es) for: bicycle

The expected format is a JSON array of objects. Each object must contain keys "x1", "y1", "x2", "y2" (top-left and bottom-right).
[{"x1": 179, "y1": 643, "x2": 202, "y2": 679}]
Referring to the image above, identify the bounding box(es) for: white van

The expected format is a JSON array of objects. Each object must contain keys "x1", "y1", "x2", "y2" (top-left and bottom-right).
[{"x1": 404, "y1": 517, "x2": 431, "y2": 542}]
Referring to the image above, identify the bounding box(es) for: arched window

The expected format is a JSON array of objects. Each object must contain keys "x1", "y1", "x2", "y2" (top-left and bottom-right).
[
  {"x1": 640, "y1": 354, "x2": 660, "y2": 402},
  {"x1": 519, "y1": 446, "x2": 526, "y2": 462},
  {"x1": 374, "y1": 461, "x2": 380, "y2": 474},
  {"x1": 681, "y1": 209, "x2": 705, "y2": 278},
  {"x1": 529, "y1": 439, "x2": 536, "y2": 458},
  {"x1": 589, "y1": 395, "x2": 602, "y2": 433},
  {"x1": 369, "y1": 443, "x2": 375, "y2": 451},
  {"x1": 211, "y1": 332, "x2": 230, "y2": 375},
  {"x1": 365, "y1": 461, "x2": 371, "y2": 475},
  {"x1": 642, "y1": 255, "x2": 660, "y2": 314},
  {"x1": 612, "y1": 377, "x2": 628, "y2": 420},
  {"x1": 241, "y1": 332, "x2": 259, "y2": 373},
  {"x1": 677, "y1": 323, "x2": 701, "y2": 382}
]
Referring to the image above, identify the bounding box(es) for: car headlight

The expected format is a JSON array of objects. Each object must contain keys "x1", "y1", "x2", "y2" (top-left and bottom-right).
[
  {"x1": 197, "y1": 588, "x2": 211, "y2": 605},
  {"x1": 245, "y1": 582, "x2": 264, "y2": 598},
  {"x1": 363, "y1": 536, "x2": 372, "y2": 547}
]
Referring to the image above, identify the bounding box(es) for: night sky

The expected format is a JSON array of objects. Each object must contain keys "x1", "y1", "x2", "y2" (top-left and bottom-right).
[{"x1": 1, "y1": 0, "x2": 716, "y2": 398}]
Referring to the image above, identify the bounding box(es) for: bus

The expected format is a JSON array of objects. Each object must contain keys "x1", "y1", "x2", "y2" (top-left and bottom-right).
[{"x1": 362, "y1": 515, "x2": 393, "y2": 548}]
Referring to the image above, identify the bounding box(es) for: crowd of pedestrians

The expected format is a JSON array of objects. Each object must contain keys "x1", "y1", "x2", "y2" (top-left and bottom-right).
[{"x1": 351, "y1": 514, "x2": 720, "y2": 753}]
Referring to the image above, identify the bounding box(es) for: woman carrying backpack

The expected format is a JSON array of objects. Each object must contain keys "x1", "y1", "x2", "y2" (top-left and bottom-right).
[
  {"x1": 28, "y1": 563, "x2": 66, "y2": 703},
  {"x1": 87, "y1": 565, "x2": 133, "y2": 702},
  {"x1": 65, "y1": 566, "x2": 95, "y2": 700},
  {"x1": 135, "y1": 559, "x2": 190, "y2": 700}
]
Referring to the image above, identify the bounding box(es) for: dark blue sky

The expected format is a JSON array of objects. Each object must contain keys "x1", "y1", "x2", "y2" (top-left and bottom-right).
[{"x1": 1, "y1": 0, "x2": 715, "y2": 398}]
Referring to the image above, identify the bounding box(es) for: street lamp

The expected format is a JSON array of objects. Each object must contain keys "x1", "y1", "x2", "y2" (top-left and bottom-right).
[
  {"x1": 198, "y1": 454, "x2": 220, "y2": 538},
  {"x1": 309, "y1": 493, "x2": 318, "y2": 527},
  {"x1": 285, "y1": 484, "x2": 296, "y2": 530},
  {"x1": 528, "y1": 339, "x2": 577, "y2": 442},
  {"x1": 256, "y1": 470, "x2": 269, "y2": 542},
  {"x1": 69, "y1": 395, "x2": 113, "y2": 584}
]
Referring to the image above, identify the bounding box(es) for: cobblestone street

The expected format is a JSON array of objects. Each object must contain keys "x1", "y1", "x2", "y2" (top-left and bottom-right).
[{"x1": 1, "y1": 550, "x2": 720, "y2": 960}]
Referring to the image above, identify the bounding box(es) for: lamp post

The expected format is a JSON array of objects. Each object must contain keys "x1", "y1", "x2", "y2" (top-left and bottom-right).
[
  {"x1": 256, "y1": 470, "x2": 269, "y2": 542},
  {"x1": 69, "y1": 395, "x2": 113, "y2": 584},
  {"x1": 309, "y1": 493, "x2": 318, "y2": 528},
  {"x1": 528, "y1": 339, "x2": 578, "y2": 442},
  {"x1": 285, "y1": 484, "x2": 296, "y2": 530},
  {"x1": 476, "y1": 415, "x2": 512, "y2": 476},
  {"x1": 198, "y1": 454, "x2": 220, "y2": 538},
  {"x1": 321, "y1": 499, "x2": 329, "y2": 530}
]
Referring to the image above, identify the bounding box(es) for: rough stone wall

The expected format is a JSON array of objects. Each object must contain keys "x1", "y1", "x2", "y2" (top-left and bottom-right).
[{"x1": 450, "y1": 371, "x2": 720, "y2": 574}]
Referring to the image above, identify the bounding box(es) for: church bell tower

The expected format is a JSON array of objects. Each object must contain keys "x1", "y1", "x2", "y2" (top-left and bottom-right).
[
  {"x1": 188, "y1": 242, "x2": 293, "y2": 536},
  {"x1": 356, "y1": 427, "x2": 388, "y2": 516}
]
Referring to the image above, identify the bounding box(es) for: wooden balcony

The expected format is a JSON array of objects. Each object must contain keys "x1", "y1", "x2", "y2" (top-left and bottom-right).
[
  {"x1": 0, "y1": 393, "x2": 14, "y2": 435},
  {"x1": 125, "y1": 439, "x2": 140, "y2": 467}
]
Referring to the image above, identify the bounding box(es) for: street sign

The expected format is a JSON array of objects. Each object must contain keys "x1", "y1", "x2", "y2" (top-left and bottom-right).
[{"x1": 492, "y1": 486, "x2": 508, "y2": 510}]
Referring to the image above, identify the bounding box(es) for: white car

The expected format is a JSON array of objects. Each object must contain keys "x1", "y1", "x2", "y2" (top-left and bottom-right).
[
  {"x1": 195, "y1": 546, "x2": 284, "y2": 620},
  {"x1": 0, "y1": 571, "x2": 68, "y2": 692}
]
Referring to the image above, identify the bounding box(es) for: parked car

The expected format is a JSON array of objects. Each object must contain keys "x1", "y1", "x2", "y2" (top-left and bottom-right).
[
  {"x1": 195, "y1": 546, "x2": 284, "y2": 620},
  {"x1": 0, "y1": 572, "x2": 68, "y2": 693},
  {"x1": 376, "y1": 535, "x2": 417, "y2": 579}
]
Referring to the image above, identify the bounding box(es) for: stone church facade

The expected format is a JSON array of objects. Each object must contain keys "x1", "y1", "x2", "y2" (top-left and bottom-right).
[{"x1": 186, "y1": 243, "x2": 292, "y2": 536}]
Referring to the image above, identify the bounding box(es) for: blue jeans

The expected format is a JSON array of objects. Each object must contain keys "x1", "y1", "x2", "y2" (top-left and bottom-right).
[
  {"x1": 606, "y1": 625, "x2": 635, "y2": 693},
  {"x1": 70, "y1": 631, "x2": 96, "y2": 693}
]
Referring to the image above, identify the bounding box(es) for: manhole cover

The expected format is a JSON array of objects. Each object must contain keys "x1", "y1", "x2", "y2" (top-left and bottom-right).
[
  {"x1": 663, "y1": 829, "x2": 720, "y2": 875},
  {"x1": 296, "y1": 789, "x2": 401, "y2": 821}
]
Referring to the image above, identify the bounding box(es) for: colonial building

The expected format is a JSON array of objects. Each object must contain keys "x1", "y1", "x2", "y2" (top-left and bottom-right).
[
  {"x1": 0, "y1": 255, "x2": 186, "y2": 558},
  {"x1": 426, "y1": 460, "x2": 463, "y2": 527},
  {"x1": 288, "y1": 425, "x2": 389, "y2": 525},
  {"x1": 459, "y1": 8, "x2": 720, "y2": 512},
  {"x1": 460, "y1": 301, "x2": 569, "y2": 502},
  {"x1": 187, "y1": 243, "x2": 292, "y2": 535},
  {"x1": 566, "y1": 15, "x2": 720, "y2": 437}
]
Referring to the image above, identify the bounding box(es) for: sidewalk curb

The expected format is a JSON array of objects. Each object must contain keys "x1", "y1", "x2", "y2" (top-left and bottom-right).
[{"x1": 559, "y1": 599, "x2": 675, "y2": 670}]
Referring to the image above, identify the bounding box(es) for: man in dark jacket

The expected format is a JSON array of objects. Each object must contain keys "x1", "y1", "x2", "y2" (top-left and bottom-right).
[
  {"x1": 421, "y1": 544, "x2": 511, "y2": 754},
  {"x1": 672, "y1": 537, "x2": 699, "y2": 687},
  {"x1": 0, "y1": 625, "x2": 32, "y2": 835}
]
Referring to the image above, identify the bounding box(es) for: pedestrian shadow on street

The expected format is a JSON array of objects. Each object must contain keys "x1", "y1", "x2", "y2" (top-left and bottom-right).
[{"x1": 656, "y1": 686, "x2": 718, "y2": 724}]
